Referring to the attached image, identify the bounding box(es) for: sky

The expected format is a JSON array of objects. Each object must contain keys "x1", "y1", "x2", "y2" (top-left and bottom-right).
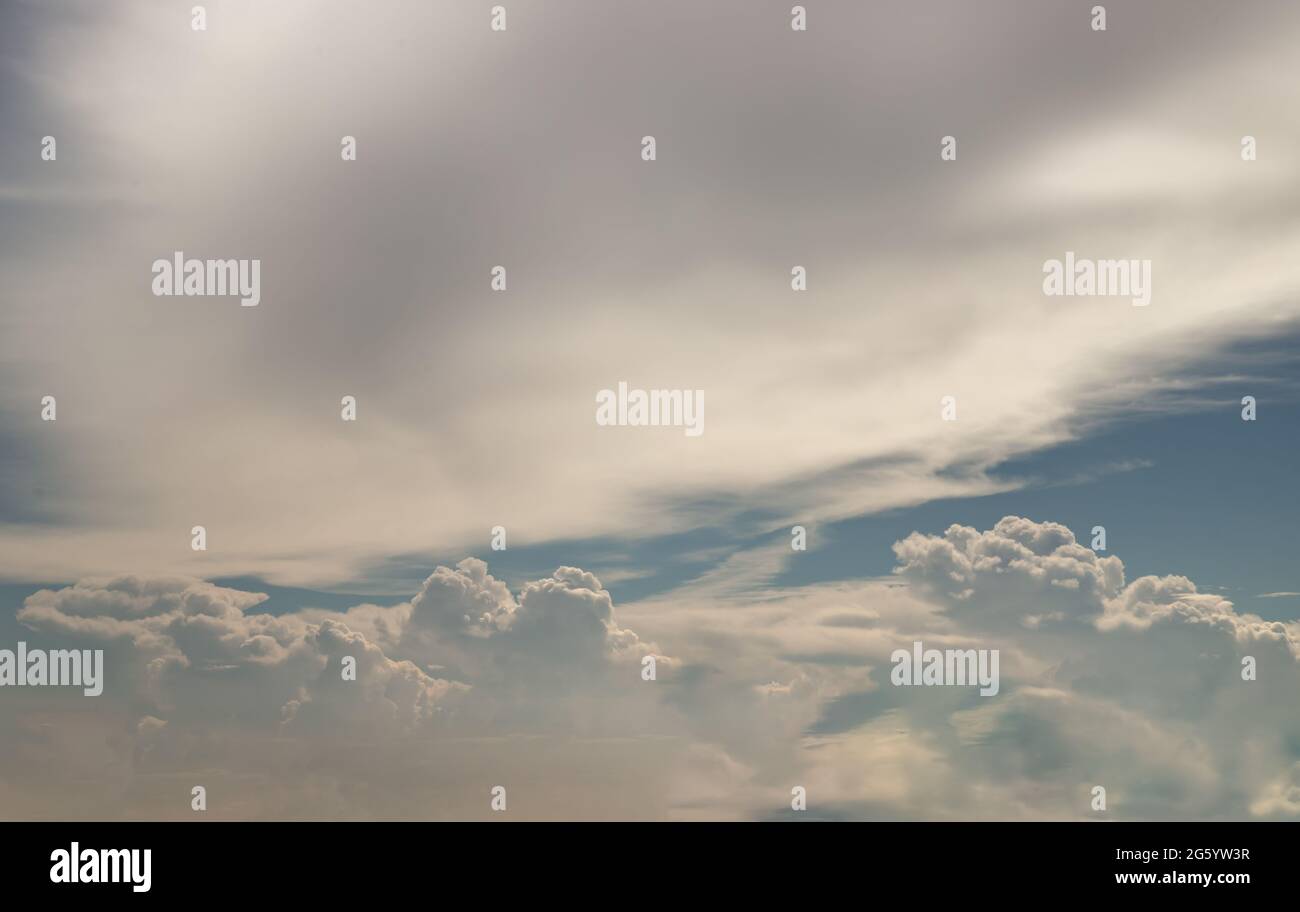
[{"x1": 1, "y1": 0, "x2": 1299, "y2": 820}]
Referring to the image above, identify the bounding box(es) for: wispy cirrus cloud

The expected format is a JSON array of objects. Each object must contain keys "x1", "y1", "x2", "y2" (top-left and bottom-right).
[{"x1": 4, "y1": 1, "x2": 1300, "y2": 586}]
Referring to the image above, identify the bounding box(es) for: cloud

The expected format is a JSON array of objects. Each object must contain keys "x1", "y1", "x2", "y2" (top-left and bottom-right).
[
  {"x1": 3, "y1": 521, "x2": 1299, "y2": 819},
  {"x1": 820, "y1": 517, "x2": 1299, "y2": 818},
  {"x1": 5, "y1": 561, "x2": 688, "y2": 818},
  {"x1": 1250, "y1": 763, "x2": 1300, "y2": 817},
  {"x1": 16, "y1": 576, "x2": 462, "y2": 740},
  {"x1": 3, "y1": 1, "x2": 1300, "y2": 819},
  {"x1": 399, "y1": 559, "x2": 663, "y2": 693},
  {"x1": 618, "y1": 515, "x2": 1300, "y2": 819},
  {"x1": 5, "y1": 0, "x2": 1300, "y2": 586},
  {"x1": 891, "y1": 516, "x2": 1125, "y2": 629}
]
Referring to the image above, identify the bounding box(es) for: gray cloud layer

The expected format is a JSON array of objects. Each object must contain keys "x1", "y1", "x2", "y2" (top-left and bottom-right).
[{"x1": 3, "y1": 1, "x2": 1300, "y2": 583}]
